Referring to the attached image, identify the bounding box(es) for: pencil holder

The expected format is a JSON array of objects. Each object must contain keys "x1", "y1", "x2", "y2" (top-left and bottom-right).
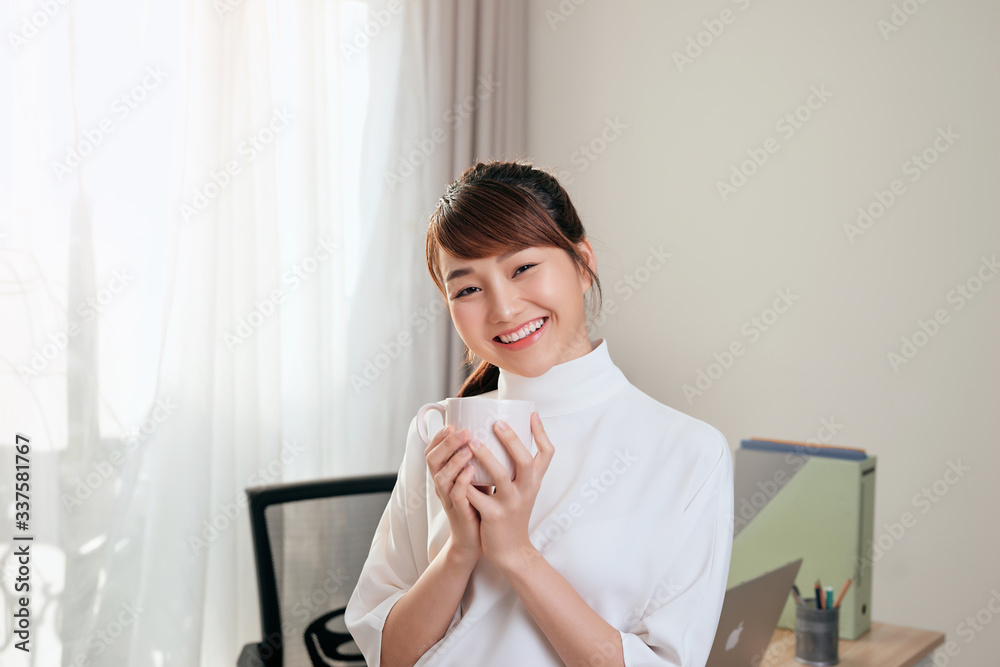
[{"x1": 795, "y1": 603, "x2": 839, "y2": 666}]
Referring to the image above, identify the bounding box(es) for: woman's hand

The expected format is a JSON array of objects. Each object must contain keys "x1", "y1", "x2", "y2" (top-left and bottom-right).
[
  {"x1": 465, "y1": 411, "x2": 555, "y2": 572},
  {"x1": 425, "y1": 425, "x2": 482, "y2": 563}
]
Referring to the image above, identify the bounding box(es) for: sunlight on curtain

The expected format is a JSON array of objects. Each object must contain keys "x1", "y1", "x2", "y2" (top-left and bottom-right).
[
  {"x1": 0, "y1": 1, "x2": 373, "y2": 664},
  {"x1": 3, "y1": 2, "x2": 184, "y2": 665},
  {"x1": 340, "y1": 1, "x2": 369, "y2": 298},
  {"x1": 3, "y1": 0, "x2": 519, "y2": 663}
]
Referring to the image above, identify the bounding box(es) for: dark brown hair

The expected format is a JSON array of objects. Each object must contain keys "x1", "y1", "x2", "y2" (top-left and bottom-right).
[{"x1": 425, "y1": 160, "x2": 602, "y2": 397}]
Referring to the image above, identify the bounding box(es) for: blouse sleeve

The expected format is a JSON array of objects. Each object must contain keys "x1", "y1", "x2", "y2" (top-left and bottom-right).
[
  {"x1": 619, "y1": 429, "x2": 734, "y2": 667},
  {"x1": 345, "y1": 416, "x2": 429, "y2": 666}
]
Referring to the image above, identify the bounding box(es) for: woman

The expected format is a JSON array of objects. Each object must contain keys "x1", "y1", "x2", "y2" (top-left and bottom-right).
[{"x1": 346, "y1": 161, "x2": 733, "y2": 666}]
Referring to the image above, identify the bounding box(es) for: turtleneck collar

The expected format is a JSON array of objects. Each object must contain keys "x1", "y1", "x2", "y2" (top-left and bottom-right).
[{"x1": 496, "y1": 338, "x2": 630, "y2": 418}]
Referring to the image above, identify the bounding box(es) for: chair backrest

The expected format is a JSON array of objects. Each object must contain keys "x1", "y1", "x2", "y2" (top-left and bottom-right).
[{"x1": 244, "y1": 474, "x2": 396, "y2": 667}]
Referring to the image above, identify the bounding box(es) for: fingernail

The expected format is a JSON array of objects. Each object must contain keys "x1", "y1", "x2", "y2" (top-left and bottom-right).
[
  {"x1": 495, "y1": 420, "x2": 508, "y2": 431},
  {"x1": 470, "y1": 438, "x2": 481, "y2": 449}
]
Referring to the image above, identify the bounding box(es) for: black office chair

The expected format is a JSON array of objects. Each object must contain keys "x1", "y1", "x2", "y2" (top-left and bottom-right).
[{"x1": 238, "y1": 474, "x2": 396, "y2": 667}]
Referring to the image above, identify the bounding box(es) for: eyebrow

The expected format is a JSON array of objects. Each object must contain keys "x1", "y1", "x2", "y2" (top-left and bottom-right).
[{"x1": 444, "y1": 248, "x2": 525, "y2": 283}]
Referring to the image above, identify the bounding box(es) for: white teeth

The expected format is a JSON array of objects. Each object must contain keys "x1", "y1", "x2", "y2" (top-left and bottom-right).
[{"x1": 498, "y1": 318, "x2": 545, "y2": 344}]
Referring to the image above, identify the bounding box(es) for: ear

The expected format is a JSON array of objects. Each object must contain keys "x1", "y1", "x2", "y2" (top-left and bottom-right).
[{"x1": 575, "y1": 238, "x2": 597, "y2": 293}]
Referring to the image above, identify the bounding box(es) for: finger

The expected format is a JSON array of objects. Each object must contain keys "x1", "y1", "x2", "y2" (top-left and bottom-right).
[
  {"x1": 530, "y1": 412, "x2": 555, "y2": 477},
  {"x1": 493, "y1": 420, "x2": 534, "y2": 484},
  {"x1": 449, "y1": 462, "x2": 477, "y2": 506},
  {"x1": 465, "y1": 480, "x2": 495, "y2": 514},
  {"x1": 433, "y1": 445, "x2": 473, "y2": 496},
  {"x1": 426, "y1": 427, "x2": 470, "y2": 473},
  {"x1": 424, "y1": 425, "x2": 453, "y2": 468},
  {"x1": 469, "y1": 438, "x2": 513, "y2": 493}
]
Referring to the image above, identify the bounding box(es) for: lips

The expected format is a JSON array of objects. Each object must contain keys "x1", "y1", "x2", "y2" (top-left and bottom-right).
[{"x1": 494, "y1": 317, "x2": 548, "y2": 344}]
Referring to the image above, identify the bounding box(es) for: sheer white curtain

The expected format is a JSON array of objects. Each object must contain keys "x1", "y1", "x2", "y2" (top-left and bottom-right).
[{"x1": 2, "y1": 0, "x2": 524, "y2": 665}]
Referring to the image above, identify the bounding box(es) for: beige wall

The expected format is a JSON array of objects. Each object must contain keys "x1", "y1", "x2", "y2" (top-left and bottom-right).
[{"x1": 525, "y1": 1, "x2": 999, "y2": 663}]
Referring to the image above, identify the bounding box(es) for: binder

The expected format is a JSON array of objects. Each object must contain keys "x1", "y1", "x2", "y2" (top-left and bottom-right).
[
  {"x1": 739, "y1": 438, "x2": 868, "y2": 461},
  {"x1": 727, "y1": 439, "x2": 876, "y2": 639}
]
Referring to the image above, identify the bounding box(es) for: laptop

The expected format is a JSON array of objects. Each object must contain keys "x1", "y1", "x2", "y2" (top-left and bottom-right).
[{"x1": 706, "y1": 558, "x2": 802, "y2": 667}]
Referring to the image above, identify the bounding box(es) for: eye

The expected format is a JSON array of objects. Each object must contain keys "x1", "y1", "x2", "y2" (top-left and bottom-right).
[
  {"x1": 453, "y1": 286, "x2": 479, "y2": 299},
  {"x1": 514, "y1": 264, "x2": 535, "y2": 276}
]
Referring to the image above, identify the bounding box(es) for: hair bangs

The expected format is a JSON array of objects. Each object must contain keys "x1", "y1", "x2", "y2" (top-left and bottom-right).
[{"x1": 427, "y1": 180, "x2": 567, "y2": 289}]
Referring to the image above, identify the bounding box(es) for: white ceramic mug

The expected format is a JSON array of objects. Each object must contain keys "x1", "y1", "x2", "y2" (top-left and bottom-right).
[{"x1": 416, "y1": 397, "x2": 536, "y2": 486}]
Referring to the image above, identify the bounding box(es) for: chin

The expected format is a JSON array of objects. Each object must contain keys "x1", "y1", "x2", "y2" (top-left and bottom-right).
[
  {"x1": 507, "y1": 362, "x2": 548, "y2": 378},
  {"x1": 496, "y1": 351, "x2": 557, "y2": 378}
]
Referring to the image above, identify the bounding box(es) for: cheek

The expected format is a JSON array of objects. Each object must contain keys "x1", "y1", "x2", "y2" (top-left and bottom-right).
[
  {"x1": 537, "y1": 273, "x2": 580, "y2": 310},
  {"x1": 449, "y1": 304, "x2": 480, "y2": 336}
]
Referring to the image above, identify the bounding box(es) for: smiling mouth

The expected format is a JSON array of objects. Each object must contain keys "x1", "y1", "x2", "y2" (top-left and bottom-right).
[{"x1": 494, "y1": 317, "x2": 548, "y2": 344}]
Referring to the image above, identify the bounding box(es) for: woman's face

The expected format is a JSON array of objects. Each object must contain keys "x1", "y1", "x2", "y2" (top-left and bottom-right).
[{"x1": 439, "y1": 241, "x2": 597, "y2": 378}]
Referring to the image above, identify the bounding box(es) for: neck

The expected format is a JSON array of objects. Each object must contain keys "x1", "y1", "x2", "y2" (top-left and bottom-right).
[{"x1": 497, "y1": 338, "x2": 629, "y2": 417}]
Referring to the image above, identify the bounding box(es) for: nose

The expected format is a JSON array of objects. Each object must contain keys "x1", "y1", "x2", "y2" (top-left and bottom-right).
[{"x1": 487, "y1": 280, "x2": 523, "y2": 325}]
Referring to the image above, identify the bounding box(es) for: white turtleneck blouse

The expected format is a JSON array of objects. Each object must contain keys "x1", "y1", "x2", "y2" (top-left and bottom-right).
[{"x1": 346, "y1": 339, "x2": 734, "y2": 667}]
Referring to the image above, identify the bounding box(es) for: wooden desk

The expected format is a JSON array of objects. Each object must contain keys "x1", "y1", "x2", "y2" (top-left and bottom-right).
[{"x1": 759, "y1": 622, "x2": 944, "y2": 667}]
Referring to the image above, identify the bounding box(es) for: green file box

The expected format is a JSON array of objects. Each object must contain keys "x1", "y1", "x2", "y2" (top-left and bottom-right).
[{"x1": 727, "y1": 447, "x2": 876, "y2": 639}]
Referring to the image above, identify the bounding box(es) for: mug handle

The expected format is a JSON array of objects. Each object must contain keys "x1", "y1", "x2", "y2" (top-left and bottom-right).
[{"x1": 415, "y1": 403, "x2": 446, "y2": 445}]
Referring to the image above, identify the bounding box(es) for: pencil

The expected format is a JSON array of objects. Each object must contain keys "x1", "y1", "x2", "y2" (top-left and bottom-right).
[
  {"x1": 815, "y1": 580, "x2": 824, "y2": 609},
  {"x1": 791, "y1": 585, "x2": 805, "y2": 607},
  {"x1": 834, "y1": 578, "x2": 853, "y2": 608}
]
